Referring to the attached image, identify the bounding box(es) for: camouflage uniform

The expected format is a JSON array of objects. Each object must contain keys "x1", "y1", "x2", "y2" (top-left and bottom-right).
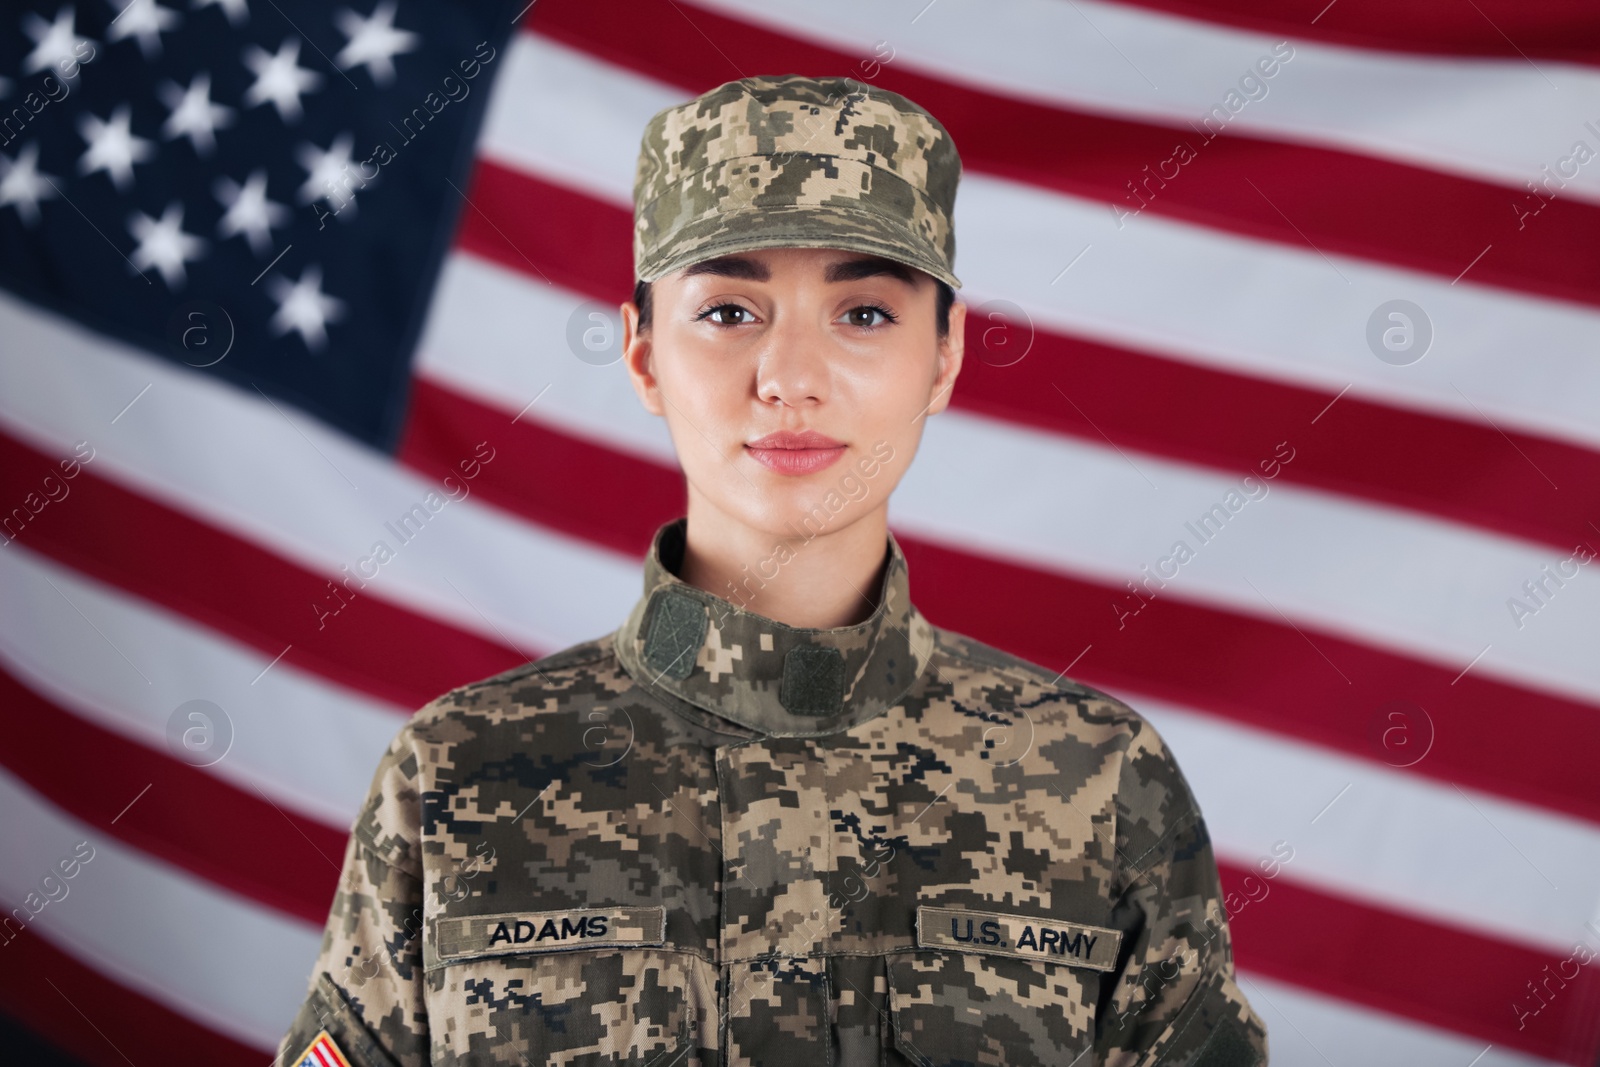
[{"x1": 277, "y1": 518, "x2": 1267, "y2": 1066}]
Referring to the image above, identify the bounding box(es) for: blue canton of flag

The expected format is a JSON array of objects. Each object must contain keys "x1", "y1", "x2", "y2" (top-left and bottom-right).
[{"x1": 0, "y1": 0, "x2": 525, "y2": 448}]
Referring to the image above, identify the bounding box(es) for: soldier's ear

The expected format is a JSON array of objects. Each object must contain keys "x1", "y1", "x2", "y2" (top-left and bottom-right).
[
  {"x1": 925, "y1": 299, "x2": 966, "y2": 417},
  {"x1": 620, "y1": 300, "x2": 665, "y2": 417}
]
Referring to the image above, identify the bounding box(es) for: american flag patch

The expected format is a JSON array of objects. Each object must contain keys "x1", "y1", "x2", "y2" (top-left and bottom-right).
[{"x1": 294, "y1": 1030, "x2": 353, "y2": 1067}]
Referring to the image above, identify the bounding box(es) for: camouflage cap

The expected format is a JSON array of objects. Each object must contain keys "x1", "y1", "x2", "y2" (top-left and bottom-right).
[{"x1": 633, "y1": 74, "x2": 963, "y2": 289}]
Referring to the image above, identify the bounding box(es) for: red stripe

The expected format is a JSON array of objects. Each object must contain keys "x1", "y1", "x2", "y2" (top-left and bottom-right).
[
  {"x1": 456, "y1": 159, "x2": 630, "y2": 300},
  {"x1": 1107, "y1": 0, "x2": 1600, "y2": 66},
  {"x1": 402, "y1": 377, "x2": 1600, "y2": 826},
  {"x1": 454, "y1": 160, "x2": 1600, "y2": 555},
  {"x1": 524, "y1": 0, "x2": 1600, "y2": 310},
  {"x1": 399, "y1": 381, "x2": 680, "y2": 562},
  {"x1": 1220, "y1": 863, "x2": 1600, "y2": 1064},
  {"x1": 0, "y1": 923, "x2": 260, "y2": 1066},
  {"x1": 0, "y1": 429, "x2": 523, "y2": 712},
  {"x1": 953, "y1": 330, "x2": 1600, "y2": 555},
  {"x1": 0, "y1": 664, "x2": 342, "y2": 924},
  {"x1": 903, "y1": 535, "x2": 1600, "y2": 825}
]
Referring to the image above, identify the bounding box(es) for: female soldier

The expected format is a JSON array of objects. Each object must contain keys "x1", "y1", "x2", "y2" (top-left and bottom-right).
[{"x1": 278, "y1": 73, "x2": 1267, "y2": 1067}]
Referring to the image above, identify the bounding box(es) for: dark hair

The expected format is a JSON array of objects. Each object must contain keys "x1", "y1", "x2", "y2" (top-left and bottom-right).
[{"x1": 631, "y1": 275, "x2": 956, "y2": 338}]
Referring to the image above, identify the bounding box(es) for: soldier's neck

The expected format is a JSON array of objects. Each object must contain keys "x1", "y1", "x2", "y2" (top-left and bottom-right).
[{"x1": 676, "y1": 494, "x2": 890, "y2": 630}]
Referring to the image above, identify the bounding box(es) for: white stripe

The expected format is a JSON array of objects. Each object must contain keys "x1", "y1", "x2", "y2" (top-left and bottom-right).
[
  {"x1": 896, "y1": 409, "x2": 1600, "y2": 707},
  {"x1": 0, "y1": 543, "x2": 403, "y2": 829},
  {"x1": 954, "y1": 174, "x2": 1600, "y2": 454},
  {"x1": 0, "y1": 289, "x2": 640, "y2": 662},
  {"x1": 0, "y1": 767, "x2": 318, "y2": 1050},
  {"x1": 480, "y1": 28, "x2": 677, "y2": 211},
  {"x1": 1131, "y1": 693, "x2": 1600, "y2": 956},
  {"x1": 416, "y1": 253, "x2": 1600, "y2": 709},
  {"x1": 480, "y1": 32, "x2": 1600, "y2": 454},
  {"x1": 416, "y1": 258, "x2": 675, "y2": 467},
  {"x1": 682, "y1": 0, "x2": 1600, "y2": 202},
  {"x1": 1238, "y1": 973, "x2": 1567, "y2": 1067}
]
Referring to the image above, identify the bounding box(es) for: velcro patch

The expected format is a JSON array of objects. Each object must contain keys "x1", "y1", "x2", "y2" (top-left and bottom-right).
[
  {"x1": 643, "y1": 590, "x2": 705, "y2": 679},
  {"x1": 295, "y1": 1030, "x2": 354, "y2": 1067},
  {"x1": 917, "y1": 905, "x2": 1122, "y2": 971},
  {"x1": 430, "y1": 906, "x2": 667, "y2": 965}
]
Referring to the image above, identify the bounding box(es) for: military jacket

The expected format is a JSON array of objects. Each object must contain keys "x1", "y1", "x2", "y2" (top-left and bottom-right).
[{"x1": 278, "y1": 518, "x2": 1268, "y2": 1067}]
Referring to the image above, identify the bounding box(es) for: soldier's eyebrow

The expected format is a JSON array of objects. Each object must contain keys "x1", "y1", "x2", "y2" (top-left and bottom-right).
[
  {"x1": 682, "y1": 256, "x2": 770, "y2": 281},
  {"x1": 682, "y1": 254, "x2": 920, "y2": 287},
  {"x1": 824, "y1": 257, "x2": 919, "y2": 287}
]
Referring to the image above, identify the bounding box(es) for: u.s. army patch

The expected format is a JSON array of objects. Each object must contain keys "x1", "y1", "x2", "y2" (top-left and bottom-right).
[
  {"x1": 294, "y1": 1030, "x2": 354, "y2": 1067},
  {"x1": 428, "y1": 906, "x2": 667, "y2": 966},
  {"x1": 917, "y1": 905, "x2": 1122, "y2": 971}
]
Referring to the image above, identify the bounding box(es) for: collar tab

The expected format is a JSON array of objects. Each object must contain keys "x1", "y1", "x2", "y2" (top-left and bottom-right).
[{"x1": 641, "y1": 589, "x2": 705, "y2": 680}]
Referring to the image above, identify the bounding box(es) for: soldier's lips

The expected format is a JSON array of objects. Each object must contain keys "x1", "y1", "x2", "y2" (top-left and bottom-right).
[{"x1": 745, "y1": 445, "x2": 846, "y2": 475}]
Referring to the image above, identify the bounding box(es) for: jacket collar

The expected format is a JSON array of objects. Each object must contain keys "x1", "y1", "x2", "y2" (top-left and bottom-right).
[{"x1": 613, "y1": 518, "x2": 933, "y2": 737}]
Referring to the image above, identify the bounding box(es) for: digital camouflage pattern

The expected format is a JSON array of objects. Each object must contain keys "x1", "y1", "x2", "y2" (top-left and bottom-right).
[
  {"x1": 632, "y1": 74, "x2": 964, "y2": 289},
  {"x1": 277, "y1": 518, "x2": 1267, "y2": 1066}
]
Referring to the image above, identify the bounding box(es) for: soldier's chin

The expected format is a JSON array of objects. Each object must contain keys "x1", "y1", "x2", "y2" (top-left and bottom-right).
[{"x1": 737, "y1": 493, "x2": 871, "y2": 547}]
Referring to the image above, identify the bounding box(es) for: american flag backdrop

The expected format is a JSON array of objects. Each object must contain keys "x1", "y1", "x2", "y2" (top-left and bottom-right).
[{"x1": 1, "y1": 0, "x2": 1599, "y2": 1063}]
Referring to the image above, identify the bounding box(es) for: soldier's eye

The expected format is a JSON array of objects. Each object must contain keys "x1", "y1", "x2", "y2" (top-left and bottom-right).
[
  {"x1": 842, "y1": 303, "x2": 898, "y2": 329},
  {"x1": 696, "y1": 303, "x2": 753, "y2": 326}
]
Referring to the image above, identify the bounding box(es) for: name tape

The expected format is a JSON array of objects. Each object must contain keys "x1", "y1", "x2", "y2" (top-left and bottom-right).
[
  {"x1": 916, "y1": 905, "x2": 1122, "y2": 971},
  {"x1": 430, "y1": 906, "x2": 666, "y2": 965}
]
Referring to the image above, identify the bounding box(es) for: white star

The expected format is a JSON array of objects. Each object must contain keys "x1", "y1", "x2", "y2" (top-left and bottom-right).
[
  {"x1": 242, "y1": 37, "x2": 323, "y2": 124},
  {"x1": 105, "y1": 0, "x2": 182, "y2": 61},
  {"x1": 22, "y1": 6, "x2": 96, "y2": 78},
  {"x1": 214, "y1": 168, "x2": 288, "y2": 256},
  {"x1": 267, "y1": 264, "x2": 344, "y2": 351},
  {"x1": 333, "y1": 1, "x2": 418, "y2": 86},
  {"x1": 0, "y1": 143, "x2": 59, "y2": 226},
  {"x1": 296, "y1": 131, "x2": 370, "y2": 217},
  {"x1": 127, "y1": 201, "x2": 207, "y2": 288},
  {"x1": 77, "y1": 104, "x2": 155, "y2": 191},
  {"x1": 159, "y1": 72, "x2": 234, "y2": 155},
  {"x1": 191, "y1": 0, "x2": 246, "y2": 26}
]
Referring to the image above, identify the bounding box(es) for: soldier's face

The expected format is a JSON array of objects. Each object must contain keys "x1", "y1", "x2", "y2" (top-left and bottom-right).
[{"x1": 621, "y1": 246, "x2": 965, "y2": 542}]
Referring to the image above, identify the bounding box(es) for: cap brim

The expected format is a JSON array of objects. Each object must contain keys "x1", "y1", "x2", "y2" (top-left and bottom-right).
[{"x1": 635, "y1": 158, "x2": 960, "y2": 289}]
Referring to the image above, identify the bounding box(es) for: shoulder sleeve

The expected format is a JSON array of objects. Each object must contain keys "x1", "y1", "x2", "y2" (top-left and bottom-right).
[
  {"x1": 1092, "y1": 718, "x2": 1269, "y2": 1067},
  {"x1": 275, "y1": 721, "x2": 429, "y2": 1067}
]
